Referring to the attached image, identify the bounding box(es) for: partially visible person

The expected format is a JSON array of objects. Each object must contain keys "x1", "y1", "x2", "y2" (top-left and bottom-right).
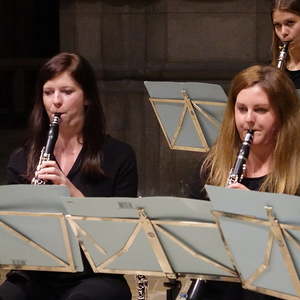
[
  {"x1": 189, "y1": 64, "x2": 300, "y2": 299},
  {"x1": 271, "y1": 0, "x2": 300, "y2": 87},
  {"x1": 0, "y1": 52, "x2": 137, "y2": 300}
]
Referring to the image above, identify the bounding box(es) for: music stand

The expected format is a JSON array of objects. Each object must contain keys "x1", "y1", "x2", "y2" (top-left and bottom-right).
[
  {"x1": 62, "y1": 196, "x2": 239, "y2": 299},
  {"x1": 0, "y1": 185, "x2": 83, "y2": 272},
  {"x1": 207, "y1": 184, "x2": 300, "y2": 300},
  {"x1": 144, "y1": 81, "x2": 227, "y2": 152}
]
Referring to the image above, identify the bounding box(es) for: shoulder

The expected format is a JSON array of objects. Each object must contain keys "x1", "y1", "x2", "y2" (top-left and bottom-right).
[
  {"x1": 102, "y1": 135, "x2": 136, "y2": 159},
  {"x1": 286, "y1": 69, "x2": 300, "y2": 89},
  {"x1": 7, "y1": 147, "x2": 27, "y2": 168},
  {"x1": 100, "y1": 136, "x2": 138, "y2": 193},
  {"x1": 6, "y1": 147, "x2": 28, "y2": 184},
  {"x1": 99, "y1": 136, "x2": 137, "y2": 196},
  {"x1": 101, "y1": 135, "x2": 137, "y2": 172}
]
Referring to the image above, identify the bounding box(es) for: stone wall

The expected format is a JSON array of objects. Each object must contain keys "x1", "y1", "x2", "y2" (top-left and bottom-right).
[{"x1": 60, "y1": 0, "x2": 272, "y2": 81}]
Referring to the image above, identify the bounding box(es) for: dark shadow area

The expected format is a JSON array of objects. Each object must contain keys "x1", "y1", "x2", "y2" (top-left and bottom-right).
[
  {"x1": 0, "y1": 0, "x2": 59, "y2": 129},
  {"x1": 100, "y1": 0, "x2": 160, "y2": 8}
]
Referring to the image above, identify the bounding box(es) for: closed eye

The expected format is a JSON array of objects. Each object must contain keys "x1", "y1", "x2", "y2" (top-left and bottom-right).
[
  {"x1": 43, "y1": 90, "x2": 54, "y2": 96},
  {"x1": 255, "y1": 108, "x2": 268, "y2": 113},
  {"x1": 61, "y1": 89, "x2": 74, "y2": 95},
  {"x1": 237, "y1": 106, "x2": 247, "y2": 113},
  {"x1": 286, "y1": 20, "x2": 295, "y2": 26}
]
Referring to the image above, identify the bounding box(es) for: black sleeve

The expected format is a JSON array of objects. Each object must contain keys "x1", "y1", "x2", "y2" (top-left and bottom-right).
[
  {"x1": 188, "y1": 153, "x2": 210, "y2": 200},
  {"x1": 101, "y1": 136, "x2": 138, "y2": 198},
  {"x1": 113, "y1": 144, "x2": 138, "y2": 197},
  {"x1": 6, "y1": 148, "x2": 28, "y2": 184}
]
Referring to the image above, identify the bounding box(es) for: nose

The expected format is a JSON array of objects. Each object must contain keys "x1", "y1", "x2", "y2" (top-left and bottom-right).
[
  {"x1": 245, "y1": 110, "x2": 255, "y2": 126},
  {"x1": 281, "y1": 25, "x2": 290, "y2": 39},
  {"x1": 53, "y1": 91, "x2": 63, "y2": 107}
]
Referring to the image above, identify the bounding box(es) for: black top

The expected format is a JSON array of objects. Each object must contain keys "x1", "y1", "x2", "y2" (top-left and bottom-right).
[
  {"x1": 286, "y1": 69, "x2": 300, "y2": 89},
  {"x1": 7, "y1": 135, "x2": 138, "y2": 197},
  {"x1": 6, "y1": 134, "x2": 138, "y2": 287},
  {"x1": 188, "y1": 154, "x2": 265, "y2": 200}
]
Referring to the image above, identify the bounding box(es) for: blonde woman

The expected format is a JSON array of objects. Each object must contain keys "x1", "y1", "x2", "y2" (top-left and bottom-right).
[{"x1": 189, "y1": 64, "x2": 300, "y2": 299}]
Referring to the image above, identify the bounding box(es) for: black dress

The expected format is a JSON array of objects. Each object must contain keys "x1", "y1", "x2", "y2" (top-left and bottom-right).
[
  {"x1": 286, "y1": 69, "x2": 300, "y2": 89},
  {"x1": 0, "y1": 135, "x2": 138, "y2": 300}
]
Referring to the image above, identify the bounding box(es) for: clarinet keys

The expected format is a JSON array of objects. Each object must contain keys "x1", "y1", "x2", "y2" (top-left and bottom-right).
[
  {"x1": 31, "y1": 113, "x2": 62, "y2": 185},
  {"x1": 227, "y1": 129, "x2": 254, "y2": 185},
  {"x1": 277, "y1": 41, "x2": 289, "y2": 70}
]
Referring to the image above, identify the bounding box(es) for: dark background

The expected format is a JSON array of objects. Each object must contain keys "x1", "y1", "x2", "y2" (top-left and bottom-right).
[
  {"x1": 0, "y1": 0, "x2": 273, "y2": 196},
  {"x1": 0, "y1": 0, "x2": 59, "y2": 128}
]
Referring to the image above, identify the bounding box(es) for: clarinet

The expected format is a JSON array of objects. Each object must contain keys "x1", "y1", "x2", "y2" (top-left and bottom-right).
[
  {"x1": 277, "y1": 41, "x2": 289, "y2": 70},
  {"x1": 227, "y1": 129, "x2": 254, "y2": 185},
  {"x1": 31, "y1": 113, "x2": 62, "y2": 185}
]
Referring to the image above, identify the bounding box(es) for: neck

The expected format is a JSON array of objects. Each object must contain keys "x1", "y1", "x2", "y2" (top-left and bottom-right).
[
  {"x1": 55, "y1": 130, "x2": 83, "y2": 153},
  {"x1": 287, "y1": 45, "x2": 300, "y2": 70},
  {"x1": 246, "y1": 144, "x2": 274, "y2": 178}
]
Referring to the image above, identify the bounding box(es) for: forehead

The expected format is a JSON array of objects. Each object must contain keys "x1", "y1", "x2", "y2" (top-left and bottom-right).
[
  {"x1": 273, "y1": 9, "x2": 300, "y2": 21},
  {"x1": 236, "y1": 85, "x2": 270, "y2": 105},
  {"x1": 43, "y1": 71, "x2": 80, "y2": 88}
]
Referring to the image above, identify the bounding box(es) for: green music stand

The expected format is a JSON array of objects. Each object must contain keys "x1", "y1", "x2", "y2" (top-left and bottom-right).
[
  {"x1": 63, "y1": 196, "x2": 239, "y2": 299},
  {"x1": 0, "y1": 185, "x2": 83, "y2": 272},
  {"x1": 144, "y1": 81, "x2": 227, "y2": 152},
  {"x1": 207, "y1": 185, "x2": 300, "y2": 300}
]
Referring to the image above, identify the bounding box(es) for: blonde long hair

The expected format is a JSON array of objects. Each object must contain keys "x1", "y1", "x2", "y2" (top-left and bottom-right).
[
  {"x1": 271, "y1": 0, "x2": 300, "y2": 66},
  {"x1": 203, "y1": 65, "x2": 300, "y2": 195}
]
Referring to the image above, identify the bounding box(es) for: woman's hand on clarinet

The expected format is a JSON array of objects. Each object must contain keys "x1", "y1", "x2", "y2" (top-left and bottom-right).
[
  {"x1": 227, "y1": 182, "x2": 249, "y2": 190},
  {"x1": 36, "y1": 160, "x2": 84, "y2": 197}
]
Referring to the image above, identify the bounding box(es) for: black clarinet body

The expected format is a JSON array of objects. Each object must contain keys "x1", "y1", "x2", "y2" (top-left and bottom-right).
[
  {"x1": 227, "y1": 129, "x2": 254, "y2": 185},
  {"x1": 44, "y1": 113, "x2": 61, "y2": 155},
  {"x1": 31, "y1": 113, "x2": 61, "y2": 185}
]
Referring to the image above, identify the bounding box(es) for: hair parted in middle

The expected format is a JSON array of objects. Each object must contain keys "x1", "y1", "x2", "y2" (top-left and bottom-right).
[
  {"x1": 203, "y1": 64, "x2": 300, "y2": 194},
  {"x1": 25, "y1": 52, "x2": 106, "y2": 181}
]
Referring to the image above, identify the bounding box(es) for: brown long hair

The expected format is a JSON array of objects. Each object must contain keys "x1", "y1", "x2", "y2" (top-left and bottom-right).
[
  {"x1": 203, "y1": 65, "x2": 300, "y2": 194},
  {"x1": 271, "y1": 0, "x2": 300, "y2": 65},
  {"x1": 25, "y1": 52, "x2": 106, "y2": 181}
]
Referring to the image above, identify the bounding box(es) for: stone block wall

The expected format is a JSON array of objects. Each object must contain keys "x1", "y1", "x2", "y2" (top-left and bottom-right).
[{"x1": 60, "y1": 0, "x2": 273, "y2": 81}]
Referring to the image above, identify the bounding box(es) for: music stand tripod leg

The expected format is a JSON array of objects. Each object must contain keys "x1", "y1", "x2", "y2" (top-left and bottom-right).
[
  {"x1": 186, "y1": 278, "x2": 206, "y2": 299},
  {"x1": 164, "y1": 279, "x2": 181, "y2": 300}
]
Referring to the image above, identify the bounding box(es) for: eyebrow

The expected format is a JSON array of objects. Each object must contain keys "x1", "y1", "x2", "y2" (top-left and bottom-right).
[
  {"x1": 235, "y1": 102, "x2": 269, "y2": 107},
  {"x1": 43, "y1": 85, "x2": 74, "y2": 89},
  {"x1": 273, "y1": 16, "x2": 296, "y2": 23},
  {"x1": 253, "y1": 103, "x2": 269, "y2": 107}
]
